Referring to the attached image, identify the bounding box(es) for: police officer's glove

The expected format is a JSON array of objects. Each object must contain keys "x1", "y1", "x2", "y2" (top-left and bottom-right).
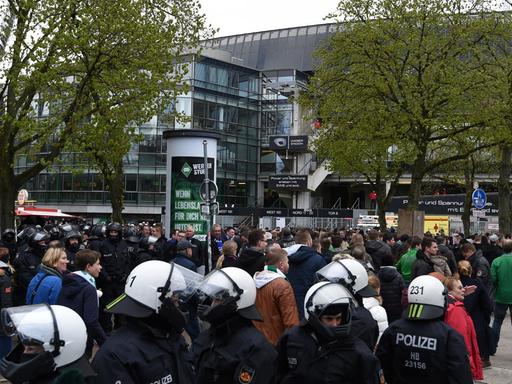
[{"x1": 158, "y1": 297, "x2": 186, "y2": 334}]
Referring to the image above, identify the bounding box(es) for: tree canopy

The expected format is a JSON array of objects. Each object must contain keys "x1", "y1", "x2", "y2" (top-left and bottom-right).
[
  {"x1": 0, "y1": 0, "x2": 211, "y2": 229},
  {"x1": 303, "y1": 0, "x2": 498, "y2": 221}
]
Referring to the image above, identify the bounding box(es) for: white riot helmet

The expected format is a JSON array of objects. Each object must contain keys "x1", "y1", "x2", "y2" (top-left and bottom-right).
[
  {"x1": 197, "y1": 267, "x2": 260, "y2": 325},
  {"x1": 304, "y1": 282, "x2": 353, "y2": 340},
  {"x1": 0, "y1": 304, "x2": 88, "y2": 382},
  {"x1": 106, "y1": 260, "x2": 203, "y2": 318},
  {"x1": 316, "y1": 259, "x2": 376, "y2": 298},
  {"x1": 407, "y1": 275, "x2": 447, "y2": 320}
]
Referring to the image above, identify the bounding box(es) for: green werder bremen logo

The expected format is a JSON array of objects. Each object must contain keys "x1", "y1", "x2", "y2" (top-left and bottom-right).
[{"x1": 181, "y1": 162, "x2": 192, "y2": 178}]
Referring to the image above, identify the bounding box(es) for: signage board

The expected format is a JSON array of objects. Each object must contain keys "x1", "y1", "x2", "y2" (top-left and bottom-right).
[
  {"x1": 268, "y1": 175, "x2": 308, "y2": 191},
  {"x1": 17, "y1": 189, "x2": 29, "y2": 205},
  {"x1": 269, "y1": 135, "x2": 309, "y2": 152},
  {"x1": 170, "y1": 156, "x2": 214, "y2": 236},
  {"x1": 389, "y1": 193, "x2": 499, "y2": 216}
]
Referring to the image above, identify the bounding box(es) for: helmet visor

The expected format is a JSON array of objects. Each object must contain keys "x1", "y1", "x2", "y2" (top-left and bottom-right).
[
  {"x1": 170, "y1": 263, "x2": 204, "y2": 303},
  {"x1": 197, "y1": 269, "x2": 241, "y2": 302},
  {"x1": 1, "y1": 305, "x2": 55, "y2": 345},
  {"x1": 316, "y1": 261, "x2": 355, "y2": 286}
]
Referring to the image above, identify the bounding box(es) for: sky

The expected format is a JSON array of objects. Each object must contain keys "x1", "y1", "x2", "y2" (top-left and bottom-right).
[{"x1": 199, "y1": 0, "x2": 340, "y2": 37}]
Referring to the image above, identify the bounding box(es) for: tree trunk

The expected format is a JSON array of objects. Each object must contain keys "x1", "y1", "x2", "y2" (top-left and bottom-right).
[
  {"x1": 107, "y1": 160, "x2": 125, "y2": 223},
  {"x1": 498, "y1": 145, "x2": 512, "y2": 235},
  {"x1": 407, "y1": 157, "x2": 426, "y2": 211},
  {"x1": 0, "y1": 160, "x2": 18, "y2": 232},
  {"x1": 462, "y1": 159, "x2": 474, "y2": 236}
]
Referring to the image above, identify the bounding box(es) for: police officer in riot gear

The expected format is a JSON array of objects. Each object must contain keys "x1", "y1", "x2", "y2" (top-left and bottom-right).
[
  {"x1": 277, "y1": 282, "x2": 383, "y2": 383},
  {"x1": 0, "y1": 228, "x2": 16, "y2": 264},
  {"x1": 98, "y1": 222, "x2": 130, "y2": 332},
  {"x1": 316, "y1": 258, "x2": 379, "y2": 350},
  {"x1": 0, "y1": 304, "x2": 95, "y2": 383},
  {"x1": 13, "y1": 230, "x2": 50, "y2": 306},
  {"x1": 123, "y1": 225, "x2": 140, "y2": 273},
  {"x1": 86, "y1": 224, "x2": 105, "y2": 252},
  {"x1": 92, "y1": 260, "x2": 202, "y2": 383},
  {"x1": 64, "y1": 230, "x2": 83, "y2": 272},
  {"x1": 193, "y1": 267, "x2": 277, "y2": 384},
  {"x1": 376, "y1": 275, "x2": 473, "y2": 383},
  {"x1": 132, "y1": 236, "x2": 158, "y2": 270}
]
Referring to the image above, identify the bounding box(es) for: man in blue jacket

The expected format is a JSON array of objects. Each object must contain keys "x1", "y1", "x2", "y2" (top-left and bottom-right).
[
  {"x1": 285, "y1": 230, "x2": 326, "y2": 318},
  {"x1": 59, "y1": 249, "x2": 107, "y2": 356}
]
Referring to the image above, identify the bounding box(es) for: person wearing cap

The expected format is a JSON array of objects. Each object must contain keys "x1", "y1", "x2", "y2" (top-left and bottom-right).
[
  {"x1": 481, "y1": 234, "x2": 503, "y2": 266},
  {"x1": 376, "y1": 275, "x2": 472, "y2": 383},
  {"x1": 92, "y1": 260, "x2": 202, "y2": 383},
  {"x1": 277, "y1": 282, "x2": 383, "y2": 383},
  {"x1": 193, "y1": 267, "x2": 277, "y2": 384},
  {"x1": 173, "y1": 240, "x2": 197, "y2": 272}
]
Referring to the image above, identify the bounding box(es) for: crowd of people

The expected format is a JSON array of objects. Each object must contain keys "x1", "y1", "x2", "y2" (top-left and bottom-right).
[{"x1": 0, "y1": 221, "x2": 510, "y2": 383}]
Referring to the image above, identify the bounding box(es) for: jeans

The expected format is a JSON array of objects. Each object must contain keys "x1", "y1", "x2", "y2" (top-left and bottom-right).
[{"x1": 492, "y1": 302, "x2": 512, "y2": 347}]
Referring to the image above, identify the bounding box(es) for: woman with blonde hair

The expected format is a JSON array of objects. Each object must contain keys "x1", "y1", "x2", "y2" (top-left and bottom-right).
[
  {"x1": 457, "y1": 260, "x2": 494, "y2": 368},
  {"x1": 25, "y1": 245, "x2": 68, "y2": 304}
]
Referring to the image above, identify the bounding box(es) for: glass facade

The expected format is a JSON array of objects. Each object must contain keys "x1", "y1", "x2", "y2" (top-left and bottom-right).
[{"x1": 16, "y1": 54, "x2": 264, "y2": 216}]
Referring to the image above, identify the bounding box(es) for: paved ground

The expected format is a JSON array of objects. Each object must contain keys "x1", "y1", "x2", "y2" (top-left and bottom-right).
[{"x1": 476, "y1": 314, "x2": 512, "y2": 384}]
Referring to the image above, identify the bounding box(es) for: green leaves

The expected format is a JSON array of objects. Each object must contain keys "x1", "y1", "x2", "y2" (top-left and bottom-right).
[{"x1": 304, "y1": 0, "x2": 499, "y2": 209}]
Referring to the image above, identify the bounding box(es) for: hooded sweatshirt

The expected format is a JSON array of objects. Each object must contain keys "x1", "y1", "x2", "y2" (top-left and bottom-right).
[
  {"x1": 235, "y1": 246, "x2": 265, "y2": 277},
  {"x1": 58, "y1": 273, "x2": 107, "y2": 346},
  {"x1": 285, "y1": 244, "x2": 326, "y2": 318},
  {"x1": 253, "y1": 266, "x2": 299, "y2": 344}
]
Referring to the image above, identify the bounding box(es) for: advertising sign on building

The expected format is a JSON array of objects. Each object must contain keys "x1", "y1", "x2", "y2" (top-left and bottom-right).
[
  {"x1": 424, "y1": 216, "x2": 449, "y2": 234},
  {"x1": 170, "y1": 156, "x2": 214, "y2": 236},
  {"x1": 269, "y1": 135, "x2": 309, "y2": 152},
  {"x1": 268, "y1": 175, "x2": 308, "y2": 191},
  {"x1": 389, "y1": 193, "x2": 499, "y2": 216}
]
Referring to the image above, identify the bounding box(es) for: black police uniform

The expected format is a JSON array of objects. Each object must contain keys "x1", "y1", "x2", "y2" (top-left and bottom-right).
[
  {"x1": 13, "y1": 247, "x2": 44, "y2": 305},
  {"x1": 277, "y1": 322, "x2": 382, "y2": 384},
  {"x1": 86, "y1": 237, "x2": 103, "y2": 252},
  {"x1": 376, "y1": 318, "x2": 473, "y2": 384},
  {"x1": 92, "y1": 320, "x2": 194, "y2": 384},
  {"x1": 193, "y1": 315, "x2": 277, "y2": 384},
  {"x1": 352, "y1": 304, "x2": 379, "y2": 351},
  {"x1": 98, "y1": 237, "x2": 130, "y2": 331}
]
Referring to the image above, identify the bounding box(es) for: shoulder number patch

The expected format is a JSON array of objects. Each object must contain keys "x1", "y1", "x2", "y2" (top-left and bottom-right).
[{"x1": 239, "y1": 366, "x2": 255, "y2": 384}]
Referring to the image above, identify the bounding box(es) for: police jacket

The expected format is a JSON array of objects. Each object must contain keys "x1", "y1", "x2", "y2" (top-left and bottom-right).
[
  {"x1": 193, "y1": 315, "x2": 277, "y2": 384},
  {"x1": 92, "y1": 319, "x2": 195, "y2": 384},
  {"x1": 13, "y1": 248, "x2": 44, "y2": 296},
  {"x1": 376, "y1": 318, "x2": 473, "y2": 384},
  {"x1": 468, "y1": 251, "x2": 492, "y2": 293},
  {"x1": 277, "y1": 322, "x2": 382, "y2": 384},
  {"x1": 98, "y1": 238, "x2": 130, "y2": 284}
]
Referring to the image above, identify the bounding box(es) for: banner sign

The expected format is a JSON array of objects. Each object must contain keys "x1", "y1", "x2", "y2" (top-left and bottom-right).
[
  {"x1": 217, "y1": 207, "x2": 354, "y2": 218},
  {"x1": 389, "y1": 193, "x2": 499, "y2": 216},
  {"x1": 170, "y1": 156, "x2": 214, "y2": 235}
]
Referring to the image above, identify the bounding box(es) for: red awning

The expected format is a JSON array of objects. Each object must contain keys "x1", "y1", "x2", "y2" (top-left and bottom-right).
[{"x1": 15, "y1": 207, "x2": 76, "y2": 218}]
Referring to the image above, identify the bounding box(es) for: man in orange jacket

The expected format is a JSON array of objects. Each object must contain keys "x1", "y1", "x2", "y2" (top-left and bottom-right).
[{"x1": 253, "y1": 246, "x2": 299, "y2": 344}]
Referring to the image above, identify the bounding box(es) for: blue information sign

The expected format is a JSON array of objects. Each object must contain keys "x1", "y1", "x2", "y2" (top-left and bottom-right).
[{"x1": 472, "y1": 188, "x2": 487, "y2": 209}]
